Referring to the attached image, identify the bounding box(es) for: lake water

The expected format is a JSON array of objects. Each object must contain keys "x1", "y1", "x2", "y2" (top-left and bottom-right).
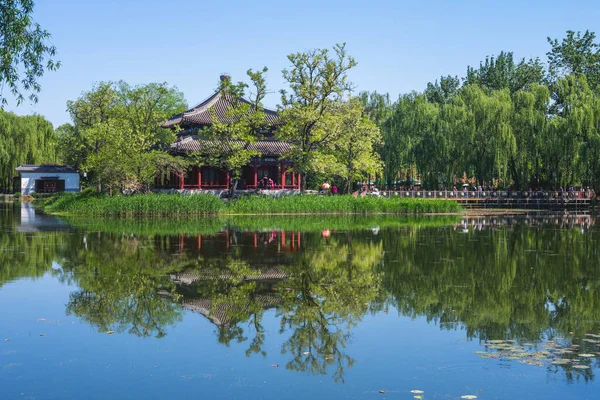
[{"x1": 1, "y1": 203, "x2": 599, "y2": 399}]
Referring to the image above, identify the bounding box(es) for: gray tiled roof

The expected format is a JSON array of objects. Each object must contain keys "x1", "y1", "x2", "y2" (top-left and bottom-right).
[
  {"x1": 16, "y1": 164, "x2": 78, "y2": 173},
  {"x1": 162, "y1": 90, "x2": 280, "y2": 129},
  {"x1": 171, "y1": 135, "x2": 291, "y2": 156}
]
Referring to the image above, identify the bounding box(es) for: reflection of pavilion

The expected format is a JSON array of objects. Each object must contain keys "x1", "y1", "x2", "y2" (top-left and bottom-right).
[
  {"x1": 174, "y1": 230, "x2": 302, "y2": 252},
  {"x1": 171, "y1": 267, "x2": 288, "y2": 285},
  {"x1": 182, "y1": 294, "x2": 282, "y2": 328},
  {"x1": 170, "y1": 266, "x2": 289, "y2": 329}
]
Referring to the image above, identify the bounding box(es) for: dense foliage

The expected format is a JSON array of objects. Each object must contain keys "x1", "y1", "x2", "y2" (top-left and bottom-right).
[
  {"x1": 366, "y1": 30, "x2": 600, "y2": 191},
  {"x1": 59, "y1": 81, "x2": 187, "y2": 192},
  {"x1": 0, "y1": 109, "x2": 56, "y2": 190},
  {"x1": 278, "y1": 44, "x2": 382, "y2": 192}
]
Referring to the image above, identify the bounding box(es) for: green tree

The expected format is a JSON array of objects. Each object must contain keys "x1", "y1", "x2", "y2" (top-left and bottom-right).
[
  {"x1": 65, "y1": 81, "x2": 187, "y2": 192},
  {"x1": 425, "y1": 75, "x2": 461, "y2": 104},
  {"x1": 465, "y1": 51, "x2": 545, "y2": 93},
  {"x1": 459, "y1": 85, "x2": 515, "y2": 185},
  {"x1": 510, "y1": 84, "x2": 550, "y2": 189},
  {"x1": 547, "y1": 30, "x2": 600, "y2": 89},
  {"x1": 0, "y1": 0, "x2": 60, "y2": 106},
  {"x1": 278, "y1": 43, "x2": 357, "y2": 191},
  {"x1": 330, "y1": 98, "x2": 382, "y2": 193},
  {"x1": 0, "y1": 109, "x2": 56, "y2": 190}
]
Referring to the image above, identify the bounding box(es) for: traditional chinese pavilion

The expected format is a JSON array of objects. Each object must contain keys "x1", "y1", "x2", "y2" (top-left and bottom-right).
[{"x1": 159, "y1": 75, "x2": 300, "y2": 191}]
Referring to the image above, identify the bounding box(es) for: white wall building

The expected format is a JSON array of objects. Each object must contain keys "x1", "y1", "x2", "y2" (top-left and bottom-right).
[{"x1": 16, "y1": 165, "x2": 80, "y2": 195}]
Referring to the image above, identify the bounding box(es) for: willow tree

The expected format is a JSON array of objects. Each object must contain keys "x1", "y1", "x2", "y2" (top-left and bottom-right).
[
  {"x1": 410, "y1": 96, "x2": 443, "y2": 188},
  {"x1": 378, "y1": 93, "x2": 420, "y2": 187},
  {"x1": 510, "y1": 84, "x2": 550, "y2": 189},
  {"x1": 545, "y1": 74, "x2": 597, "y2": 188},
  {"x1": 459, "y1": 85, "x2": 515, "y2": 185},
  {"x1": 0, "y1": 110, "x2": 56, "y2": 190},
  {"x1": 278, "y1": 43, "x2": 357, "y2": 192}
]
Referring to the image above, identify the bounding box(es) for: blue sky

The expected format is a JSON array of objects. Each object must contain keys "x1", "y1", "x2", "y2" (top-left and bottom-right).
[{"x1": 4, "y1": 0, "x2": 600, "y2": 126}]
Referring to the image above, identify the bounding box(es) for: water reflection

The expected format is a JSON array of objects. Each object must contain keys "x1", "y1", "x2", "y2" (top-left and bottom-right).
[{"x1": 2, "y1": 204, "x2": 600, "y2": 383}]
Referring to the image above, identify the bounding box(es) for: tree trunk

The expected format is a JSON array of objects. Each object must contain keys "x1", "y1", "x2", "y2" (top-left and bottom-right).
[
  {"x1": 301, "y1": 172, "x2": 307, "y2": 193},
  {"x1": 230, "y1": 178, "x2": 239, "y2": 197}
]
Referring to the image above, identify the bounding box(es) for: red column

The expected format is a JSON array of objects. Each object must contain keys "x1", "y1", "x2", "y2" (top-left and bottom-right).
[
  {"x1": 179, "y1": 172, "x2": 184, "y2": 189},
  {"x1": 297, "y1": 173, "x2": 301, "y2": 190},
  {"x1": 253, "y1": 166, "x2": 258, "y2": 188},
  {"x1": 197, "y1": 167, "x2": 201, "y2": 189},
  {"x1": 280, "y1": 163, "x2": 286, "y2": 189}
]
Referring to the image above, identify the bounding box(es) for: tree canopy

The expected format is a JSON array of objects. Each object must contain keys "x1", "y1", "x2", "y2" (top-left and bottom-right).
[
  {"x1": 0, "y1": 0, "x2": 60, "y2": 106},
  {"x1": 369, "y1": 29, "x2": 600, "y2": 191},
  {"x1": 62, "y1": 81, "x2": 187, "y2": 192},
  {"x1": 0, "y1": 109, "x2": 56, "y2": 191}
]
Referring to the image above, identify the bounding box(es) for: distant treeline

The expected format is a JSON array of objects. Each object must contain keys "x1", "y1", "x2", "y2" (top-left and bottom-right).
[
  {"x1": 0, "y1": 109, "x2": 56, "y2": 191},
  {"x1": 361, "y1": 30, "x2": 600, "y2": 191}
]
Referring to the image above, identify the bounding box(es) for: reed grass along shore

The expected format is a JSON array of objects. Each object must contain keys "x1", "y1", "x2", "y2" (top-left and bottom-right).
[{"x1": 44, "y1": 191, "x2": 462, "y2": 216}]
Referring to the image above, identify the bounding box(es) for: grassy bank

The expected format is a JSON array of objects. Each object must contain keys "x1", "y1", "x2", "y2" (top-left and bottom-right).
[{"x1": 44, "y1": 191, "x2": 462, "y2": 216}]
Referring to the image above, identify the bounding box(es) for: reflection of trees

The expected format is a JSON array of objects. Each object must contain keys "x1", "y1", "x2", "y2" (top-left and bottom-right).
[
  {"x1": 380, "y1": 225, "x2": 600, "y2": 342},
  {"x1": 0, "y1": 230, "x2": 62, "y2": 286},
  {"x1": 7, "y1": 204, "x2": 600, "y2": 382},
  {"x1": 0, "y1": 206, "x2": 69, "y2": 287},
  {"x1": 175, "y1": 232, "x2": 384, "y2": 382},
  {"x1": 60, "y1": 234, "x2": 185, "y2": 337},
  {"x1": 277, "y1": 235, "x2": 383, "y2": 382}
]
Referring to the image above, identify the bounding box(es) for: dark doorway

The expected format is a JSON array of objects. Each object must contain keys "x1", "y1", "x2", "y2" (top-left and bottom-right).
[{"x1": 35, "y1": 179, "x2": 65, "y2": 193}]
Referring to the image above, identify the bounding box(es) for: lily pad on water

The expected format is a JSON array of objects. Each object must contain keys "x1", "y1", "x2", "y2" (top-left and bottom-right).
[
  {"x1": 378, "y1": 390, "x2": 387, "y2": 394},
  {"x1": 550, "y1": 359, "x2": 570, "y2": 365},
  {"x1": 572, "y1": 365, "x2": 590, "y2": 369},
  {"x1": 578, "y1": 353, "x2": 595, "y2": 358},
  {"x1": 106, "y1": 331, "x2": 115, "y2": 335},
  {"x1": 410, "y1": 390, "x2": 424, "y2": 394},
  {"x1": 461, "y1": 396, "x2": 477, "y2": 399}
]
